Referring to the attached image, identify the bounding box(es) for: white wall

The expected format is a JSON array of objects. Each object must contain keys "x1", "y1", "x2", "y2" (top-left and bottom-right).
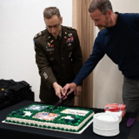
[
  {"x1": 0, "y1": 0, "x2": 72, "y2": 101},
  {"x1": 93, "y1": 0, "x2": 139, "y2": 108},
  {"x1": 1, "y1": 0, "x2": 139, "y2": 107}
]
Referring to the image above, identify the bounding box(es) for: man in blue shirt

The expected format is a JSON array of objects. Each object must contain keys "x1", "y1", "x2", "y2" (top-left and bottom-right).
[{"x1": 63, "y1": 0, "x2": 139, "y2": 112}]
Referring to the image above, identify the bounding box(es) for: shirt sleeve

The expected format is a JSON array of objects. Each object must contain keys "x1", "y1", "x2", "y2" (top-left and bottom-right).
[
  {"x1": 34, "y1": 39, "x2": 57, "y2": 89},
  {"x1": 73, "y1": 34, "x2": 105, "y2": 85}
]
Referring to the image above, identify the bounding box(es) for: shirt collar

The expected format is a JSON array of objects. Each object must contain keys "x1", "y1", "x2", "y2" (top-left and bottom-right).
[{"x1": 55, "y1": 27, "x2": 62, "y2": 39}]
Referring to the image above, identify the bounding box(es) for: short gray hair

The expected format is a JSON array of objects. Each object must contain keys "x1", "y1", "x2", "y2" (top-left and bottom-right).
[
  {"x1": 43, "y1": 7, "x2": 61, "y2": 19},
  {"x1": 88, "y1": 0, "x2": 113, "y2": 14}
]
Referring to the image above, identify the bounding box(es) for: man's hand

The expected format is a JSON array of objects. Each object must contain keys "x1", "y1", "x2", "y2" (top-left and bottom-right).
[
  {"x1": 62, "y1": 83, "x2": 77, "y2": 96},
  {"x1": 74, "y1": 86, "x2": 82, "y2": 96},
  {"x1": 53, "y1": 82, "x2": 63, "y2": 99}
]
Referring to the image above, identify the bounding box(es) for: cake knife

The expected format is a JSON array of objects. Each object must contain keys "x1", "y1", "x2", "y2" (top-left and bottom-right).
[{"x1": 52, "y1": 92, "x2": 68, "y2": 111}]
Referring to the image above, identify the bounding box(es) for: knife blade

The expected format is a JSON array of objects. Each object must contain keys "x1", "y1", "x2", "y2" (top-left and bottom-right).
[{"x1": 52, "y1": 92, "x2": 68, "y2": 111}]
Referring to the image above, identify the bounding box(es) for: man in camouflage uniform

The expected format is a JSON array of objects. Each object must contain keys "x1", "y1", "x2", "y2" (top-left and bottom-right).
[{"x1": 33, "y1": 7, "x2": 82, "y2": 105}]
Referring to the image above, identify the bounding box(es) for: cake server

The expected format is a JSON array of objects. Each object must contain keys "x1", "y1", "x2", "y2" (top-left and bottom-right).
[{"x1": 52, "y1": 92, "x2": 68, "y2": 111}]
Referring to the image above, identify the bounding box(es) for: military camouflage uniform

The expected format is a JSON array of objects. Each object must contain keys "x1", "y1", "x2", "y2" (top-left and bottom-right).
[{"x1": 33, "y1": 26, "x2": 82, "y2": 104}]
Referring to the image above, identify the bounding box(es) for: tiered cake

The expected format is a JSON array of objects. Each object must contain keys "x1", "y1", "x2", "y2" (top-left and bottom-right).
[{"x1": 4, "y1": 103, "x2": 94, "y2": 134}]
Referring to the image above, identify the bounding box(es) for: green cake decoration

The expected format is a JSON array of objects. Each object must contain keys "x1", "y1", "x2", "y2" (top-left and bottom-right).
[{"x1": 4, "y1": 103, "x2": 94, "y2": 134}]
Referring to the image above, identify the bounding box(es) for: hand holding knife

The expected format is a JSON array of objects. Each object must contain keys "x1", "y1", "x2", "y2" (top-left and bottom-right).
[
  {"x1": 52, "y1": 91, "x2": 68, "y2": 111},
  {"x1": 52, "y1": 82, "x2": 77, "y2": 111}
]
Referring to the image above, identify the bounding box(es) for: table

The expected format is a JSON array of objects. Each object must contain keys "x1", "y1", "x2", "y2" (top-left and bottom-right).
[{"x1": 0, "y1": 101, "x2": 137, "y2": 139}]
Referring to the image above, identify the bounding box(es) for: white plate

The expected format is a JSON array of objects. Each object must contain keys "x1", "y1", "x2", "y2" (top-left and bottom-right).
[{"x1": 93, "y1": 113, "x2": 119, "y2": 136}]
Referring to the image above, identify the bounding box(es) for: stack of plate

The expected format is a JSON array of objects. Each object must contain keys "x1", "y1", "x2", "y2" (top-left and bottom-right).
[{"x1": 93, "y1": 113, "x2": 120, "y2": 137}]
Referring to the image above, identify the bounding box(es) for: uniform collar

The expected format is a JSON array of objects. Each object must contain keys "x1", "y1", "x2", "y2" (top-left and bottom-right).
[{"x1": 46, "y1": 26, "x2": 62, "y2": 39}]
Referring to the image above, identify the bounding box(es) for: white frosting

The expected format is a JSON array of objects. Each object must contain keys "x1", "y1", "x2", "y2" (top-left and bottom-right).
[
  {"x1": 6, "y1": 112, "x2": 94, "y2": 131},
  {"x1": 23, "y1": 111, "x2": 32, "y2": 117},
  {"x1": 61, "y1": 109, "x2": 89, "y2": 116}
]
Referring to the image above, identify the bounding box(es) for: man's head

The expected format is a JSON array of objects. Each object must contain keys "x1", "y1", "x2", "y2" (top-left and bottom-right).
[
  {"x1": 88, "y1": 0, "x2": 113, "y2": 30},
  {"x1": 43, "y1": 7, "x2": 62, "y2": 37}
]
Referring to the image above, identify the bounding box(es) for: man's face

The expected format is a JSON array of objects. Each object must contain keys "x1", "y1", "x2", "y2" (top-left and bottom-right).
[
  {"x1": 44, "y1": 15, "x2": 62, "y2": 38},
  {"x1": 90, "y1": 9, "x2": 111, "y2": 30}
]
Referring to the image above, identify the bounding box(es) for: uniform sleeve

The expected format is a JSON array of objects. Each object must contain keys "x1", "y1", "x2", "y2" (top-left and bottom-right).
[
  {"x1": 72, "y1": 30, "x2": 83, "y2": 85},
  {"x1": 73, "y1": 34, "x2": 105, "y2": 85},
  {"x1": 34, "y1": 39, "x2": 57, "y2": 89}
]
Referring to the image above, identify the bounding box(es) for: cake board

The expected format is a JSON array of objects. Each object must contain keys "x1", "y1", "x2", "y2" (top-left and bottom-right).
[{"x1": 2, "y1": 119, "x2": 93, "y2": 134}]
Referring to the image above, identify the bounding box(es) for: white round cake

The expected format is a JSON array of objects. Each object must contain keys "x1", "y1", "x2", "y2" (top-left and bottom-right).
[{"x1": 93, "y1": 113, "x2": 119, "y2": 137}]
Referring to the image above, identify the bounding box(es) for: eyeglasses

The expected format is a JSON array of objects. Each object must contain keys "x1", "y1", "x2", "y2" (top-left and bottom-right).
[{"x1": 46, "y1": 23, "x2": 61, "y2": 29}]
